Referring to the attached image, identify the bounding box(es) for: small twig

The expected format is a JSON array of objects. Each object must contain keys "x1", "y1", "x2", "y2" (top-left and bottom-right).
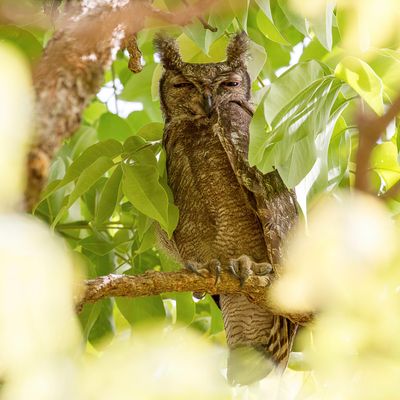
[
  {"x1": 181, "y1": 0, "x2": 217, "y2": 32},
  {"x1": 111, "y1": 63, "x2": 119, "y2": 115},
  {"x1": 115, "y1": 252, "x2": 132, "y2": 265},
  {"x1": 198, "y1": 16, "x2": 218, "y2": 32},
  {"x1": 257, "y1": 76, "x2": 265, "y2": 87}
]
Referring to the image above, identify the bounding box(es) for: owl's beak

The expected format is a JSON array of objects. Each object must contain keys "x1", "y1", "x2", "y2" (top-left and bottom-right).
[{"x1": 203, "y1": 94, "x2": 213, "y2": 117}]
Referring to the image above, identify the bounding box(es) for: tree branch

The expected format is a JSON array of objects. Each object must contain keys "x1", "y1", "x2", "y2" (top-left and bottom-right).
[
  {"x1": 355, "y1": 96, "x2": 400, "y2": 194},
  {"x1": 77, "y1": 269, "x2": 313, "y2": 325},
  {"x1": 79, "y1": 270, "x2": 269, "y2": 308}
]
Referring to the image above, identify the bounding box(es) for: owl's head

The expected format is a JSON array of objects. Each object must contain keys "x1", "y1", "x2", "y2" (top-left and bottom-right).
[{"x1": 154, "y1": 32, "x2": 251, "y2": 122}]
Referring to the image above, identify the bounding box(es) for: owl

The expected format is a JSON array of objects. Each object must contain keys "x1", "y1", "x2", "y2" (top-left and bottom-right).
[{"x1": 154, "y1": 32, "x2": 298, "y2": 385}]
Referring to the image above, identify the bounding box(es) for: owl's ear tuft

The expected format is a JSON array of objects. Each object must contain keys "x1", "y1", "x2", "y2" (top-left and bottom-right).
[
  {"x1": 226, "y1": 32, "x2": 249, "y2": 68},
  {"x1": 154, "y1": 33, "x2": 183, "y2": 70}
]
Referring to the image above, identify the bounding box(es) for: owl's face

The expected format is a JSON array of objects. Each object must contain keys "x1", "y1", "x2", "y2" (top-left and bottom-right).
[{"x1": 155, "y1": 33, "x2": 251, "y2": 122}]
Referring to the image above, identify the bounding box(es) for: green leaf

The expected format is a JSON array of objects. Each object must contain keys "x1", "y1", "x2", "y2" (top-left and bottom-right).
[
  {"x1": 229, "y1": 0, "x2": 250, "y2": 28},
  {"x1": 278, "y1": 0, "x2": 308, "y2": 36},
  {"x1": 116, "y1": 296, "x2": 166, "y2": 326},
  {"x1": 264, "y1": 60, "x2": 328, "y2": 123},
  {"x1": 88, "y1": 299, "x2": 115, "y2": 347},
  {"x1": 67, "y1": 156, "x2": 115, "y2": 207},
  {"x1": 308, "y1": 1, "x2": 335, "y2": 50},
  {"x1": 98, "y1": 112, "x2": 132, "y2": 141},
  {"x1": 83, "y1": 101, "x2": 107, "y2": 124},
  {"x1": 247, "y1": 39, "x2": 267, "y2": 82},
  {"x1": 79, "y1": 302, "x2": 102, "y2": 342},
  {"x1": 256, "y1": 8, "x2": 290, "y2": 45},
  {"x1": 123, "y1": 136, "x2": 158, "y2": 167},
  {"x1": 40, "y1": 140, "x2": 123, "y2": 202},
  {"x1": 136, "y1": 222, "x2": 156, "y2": 254},
  {"x1": 368, "y1": 49, "x2": 400, "y2": 102},
  {"x1": 95, "y1": 165, "x2": 123, "y2": 224},
  {"x1": 295, "y1": 102, "x2": 350, "y2": 215},
  {"x1": 249, "y1": 61, "x2": 345, "y2": 187},
  {"x1": 0, "y1": 25, "x2": 42, "y2": 63},
  {"x1": 174, "y1": 292, "x2": 195, "y2": 325},
  {"x1": 135, "y1": 122, "x2": 164, "y2": 141},
  {"x1": 371, "y1": 142, "x2": 400, "y2": 189},
  {"x1": 335, "y1": 56, "x2": 384, "y2": 115},
  {"x1": 80, "y1": 234, "x2": 116, "y2": 256},
  {"x1": 122, "y1": 163, "x2": 171, "y2": 234}
]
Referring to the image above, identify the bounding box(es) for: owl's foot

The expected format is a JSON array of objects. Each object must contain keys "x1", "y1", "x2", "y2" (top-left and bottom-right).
[
  {"x1": 185, "y1": 256, "x2": 272, "y2": 287},
  {"x1": 185, "y1": 259, "x2": 222, "y2": 285},
  {"x1": 228, "y1": 255, "x2": 273, "y2": 287}
]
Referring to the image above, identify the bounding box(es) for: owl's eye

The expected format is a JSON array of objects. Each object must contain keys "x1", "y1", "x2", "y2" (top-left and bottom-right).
[
  {"x1": 223, "y1": 81, "x2": 240, "y2": 87},
  {"x1": 173, "y1": 82, "x2": 194, "y2": 88}
]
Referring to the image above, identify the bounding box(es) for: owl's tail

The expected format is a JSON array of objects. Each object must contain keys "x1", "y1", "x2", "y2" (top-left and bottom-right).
[{"x1": 220, "y1": 294, "x2": 297, "y2": 386}]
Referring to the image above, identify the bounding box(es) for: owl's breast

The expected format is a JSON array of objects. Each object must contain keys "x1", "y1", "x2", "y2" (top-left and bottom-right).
[{"x1": 164, "y1": 119, "x2": 268, "y2": 264}]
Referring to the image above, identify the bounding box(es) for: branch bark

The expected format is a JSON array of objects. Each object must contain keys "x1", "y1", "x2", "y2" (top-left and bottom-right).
[
  {"x1": 78, "y1": 269, "x2": 313, "y2": 325},
  {"x1": 355, "y1": 96, "x2": 400, "y2": 194}
]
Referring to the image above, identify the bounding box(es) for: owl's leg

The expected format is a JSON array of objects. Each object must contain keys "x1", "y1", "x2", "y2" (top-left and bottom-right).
[{"x1": 228, "y1": 255, "x2": 273, "y2": 286}]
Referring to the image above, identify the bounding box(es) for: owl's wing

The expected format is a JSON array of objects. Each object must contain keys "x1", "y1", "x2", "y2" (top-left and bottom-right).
[
  {"x1": 213, "y1": 100, "x2": 298, "y2": 266},
  {"x1": 214, "y1": 101, "x2": 298, "y2": 381}
]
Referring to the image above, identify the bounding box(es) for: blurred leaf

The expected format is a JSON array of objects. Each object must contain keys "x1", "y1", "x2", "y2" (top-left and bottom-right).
[
  {"x1": 256, "y1": 13, "x2": 289, "y2": 47},
  {"x1": 88, "y1": 299, "x2": 115, "y2": 347},
  {"x1": 335, "y1": 56, "x2": 384, "y2": 115},
  {"x1": 229, "y1": 0, "x2": 250, "y2": 28},
  {"x1": 288, "y1": 352, "x2": 312, "y2": 371},
  {"x1": 0, "y1": 25, "x2": 42, "y2": 63},
  {"x1": 116, "y1": 295, "x2": 166, "y2": 325},
  {"x1": 307, "y1": 1, "x2": 335, "y2": 50},
  {"x1": 371, "y1": 142, "x2": 400, "y2": 189},
  {"x1": 256, "y1": 6, "x2": 290, "y2": 45},
  {"x1": 278, "y1": 0, "x2": 308, "y2": 36},
  {"x1": 368, "y1": 49, "x2": 400, "y2": 102},
  {"x1": 174, "y1": 292, "x2": 195, "y2": 325}
]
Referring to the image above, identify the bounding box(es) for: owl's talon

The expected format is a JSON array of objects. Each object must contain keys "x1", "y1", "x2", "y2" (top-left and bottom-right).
[
  {"x1": 210, "y1": 259, "x2": 222, "y2": 285},
  {"x1": 185, "y1": 261, "x2": 208, "y2": 277},
  {"x1": 253, "y1": 262, "x2": 273, "y2": 276},
  {"x1": 185, "y1": 259, "x2": 221, "y2": 284},
  {"x1": 228, "y1": 255, "x2": 273, "y2": 286}
]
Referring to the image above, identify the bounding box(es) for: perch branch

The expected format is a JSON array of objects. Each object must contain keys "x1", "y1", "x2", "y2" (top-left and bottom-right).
[
  {"x1": 355, "y1": 95, "x2": 400, "y2": 194},
  {"x1": 77, "y1": 269, "x2": 313, "y2": 325}
]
